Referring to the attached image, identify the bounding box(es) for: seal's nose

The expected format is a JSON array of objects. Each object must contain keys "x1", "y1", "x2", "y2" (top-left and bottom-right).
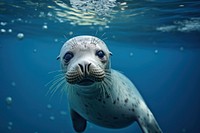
[{"x1": 78, "y1": 63, "x2": 91, "y2": 76}]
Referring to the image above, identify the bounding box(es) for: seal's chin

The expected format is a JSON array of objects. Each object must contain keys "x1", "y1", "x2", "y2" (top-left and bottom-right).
[{"x1": 77, "y1": 79, "x2": 95, "y2": 86}]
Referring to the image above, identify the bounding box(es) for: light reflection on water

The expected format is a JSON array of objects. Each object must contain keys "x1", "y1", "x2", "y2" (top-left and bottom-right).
[{"x1": 0, "y1": 0, "x2": 200, "y2": 46}]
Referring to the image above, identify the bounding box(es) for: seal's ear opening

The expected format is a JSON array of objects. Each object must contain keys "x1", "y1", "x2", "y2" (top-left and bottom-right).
[{"x1": 57, "y1": 56, "x2": 60, "y2": 60}]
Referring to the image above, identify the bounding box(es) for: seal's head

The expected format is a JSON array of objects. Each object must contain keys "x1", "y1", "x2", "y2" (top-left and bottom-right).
[{"x1": 57, "y1": 35, "x2": 112, "y2": 86}]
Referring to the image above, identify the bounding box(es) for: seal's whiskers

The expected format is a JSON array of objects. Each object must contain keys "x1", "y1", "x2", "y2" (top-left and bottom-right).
[
  {"x1": 48, "y1": 69, "x2": 65, "y2": 74},
  {"x1": 59, "y1": 80, "x2": 73, "y2": 101},
  {"x1": 45, "y1": 74, "x2": 64, "y2": 88},
  {"x1": 101, "y1": 32, "x2": 106, "y2": 38},
  {"x1": 95, "y1": 30, "x2": 98, "y2": 37},
  {"x1": 53, "y1": 79, "x2": 66, "y2": 96},
  {"x1": 46, "y1": 71, "x2": 68, "y2": 98},
  {"x1": 48, "y1": 77, "x2": 65, "y2": 98},
  {"x1": 101, "y1": 32, "x2": 108, "y2": 41},
  {"x1": 99, "y1": 70, "x2": 113, "y2": 101}
]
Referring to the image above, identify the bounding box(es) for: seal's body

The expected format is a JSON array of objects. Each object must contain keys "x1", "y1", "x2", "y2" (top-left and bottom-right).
[{"x1": 57, "y1": 36, "x2": 162, "y2": 133}]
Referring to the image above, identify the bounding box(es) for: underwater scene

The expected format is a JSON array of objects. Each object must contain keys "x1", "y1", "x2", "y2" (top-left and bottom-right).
[{"x1": 0, "y1": 0, "x2": 200, "y2": 133}]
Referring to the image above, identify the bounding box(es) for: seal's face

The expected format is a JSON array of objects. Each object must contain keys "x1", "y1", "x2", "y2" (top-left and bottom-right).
[{"x1": 58, "y1": 36, "x2": 112, "y2": 86}]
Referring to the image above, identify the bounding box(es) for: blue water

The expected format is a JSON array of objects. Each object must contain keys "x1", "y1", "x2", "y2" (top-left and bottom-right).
[{"x1": 0, "y1": 0, "x2": 200, "y2": 133}]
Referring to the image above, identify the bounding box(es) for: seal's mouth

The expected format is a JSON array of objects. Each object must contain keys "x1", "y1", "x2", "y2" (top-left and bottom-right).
[
  {"x1": 66, "y1": 66, "x2": 105, "y2": 86},
  {"x1": 77, "y1": 78, "x2": 95, "y2": 86}
]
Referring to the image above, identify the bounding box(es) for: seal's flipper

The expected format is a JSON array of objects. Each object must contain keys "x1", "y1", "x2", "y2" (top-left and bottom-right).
[
  {"x1": 136, "y1": 109, "x2": 162, "y2": 133},
  {"x1": 70, "y1": 109, "x2": 87, "y2": 132}
]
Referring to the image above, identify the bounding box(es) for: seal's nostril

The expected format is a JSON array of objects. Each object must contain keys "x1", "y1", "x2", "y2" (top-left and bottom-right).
[
  {"x1": 87, "y1": 63, "x2": 91, "y2": 72},
  {"x1": 78, "y1": 64, "x2": 84, "y2": 73}
]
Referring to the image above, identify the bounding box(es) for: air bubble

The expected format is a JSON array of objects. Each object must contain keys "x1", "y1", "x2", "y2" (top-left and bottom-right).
[
  {"x1": 154, "y1": 49, "x2": 158, "y2": 54},
  {"x1": 98, "y1": 26, "x2": 103, "y2": 31},
  {"x1": 130, "y1": 52, "x2": 133, "y2": 56},
  {"x1": 39, "y1": 12, "x2": 45, "y2": 18},
  {"x1": 180, "y1": 46, "x2": 184, "y2": 51},
  {"x1": 17, "y1": 18, "x2": 22, "y2": 21},
  {"x1": 47, "y1": 12, "x2": 53, "y2": 17},
  {"x1": 17, "y1": 33, "x2": 24, "y2": 40},
  {"x1": 49, "y1": 116, "x2": 55, "y2": 120},
  {"x1": 42, "y1": 25, "x2": 48, "y2": 30},
  {"x1": 47, "y1": 104, "x2": 52, "y2": 109},
  {"x1": 105, "y1": 25, "x2": 109, "y2": 28},
  {"x1": 5, "y1": 97, "x2": 12, "y2": 105},
  {"x1": 8, "y1": 122, "x2": 13, "y2": 126},
  {"x1": 8, "y1": 29, "x2": 12, "y2": 33},
  {"x1": 33, "y1": 49, "x2": 37, "y2": 53},
  {"x1": 60, "y1": 111, "x2": 67, "y2": 115},
  {"x1": 11, "y1": 81, "x2": 16, "y2": 87},
  {"x1": 70, "y1": 22, "x2": 75, "y2": 25},
  {"x1": 1, "y1": 29, "x2": 6, "y2": 33},
  {"x1": 7, "y1": 126, "x2": 12, "y2": 130},
  {"x1": 54, "y1": 38, "x2": 58, "y2": 42},
  {"x1": 70, "y1": 0, "x2": 116, "y2": 17},
  {"x1": 69, "y1": 31, "x2": 73, "y2": 35},
  {"x1": 0, "y1": 22, "x2": 7, "y2": 26}
]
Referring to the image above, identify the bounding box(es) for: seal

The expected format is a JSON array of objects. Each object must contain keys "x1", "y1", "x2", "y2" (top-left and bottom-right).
[{"x1": 56, "y1": 35, "x2": 162, "y2": 133}]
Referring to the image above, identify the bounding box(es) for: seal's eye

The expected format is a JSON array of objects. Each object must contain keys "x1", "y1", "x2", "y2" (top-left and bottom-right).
[
  {"x1": 63, "y1": 52, "x2": 73, "y2": 63},
  {"x1": 96, "y1": 50, "x2": 105, "y2": 59}
]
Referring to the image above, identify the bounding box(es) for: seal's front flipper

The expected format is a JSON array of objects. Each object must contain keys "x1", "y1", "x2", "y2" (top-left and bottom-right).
[
  {"x1": 70, "y1": 109, "x2": 87, "y2": 132},
  {"x1": 136, "y1": 109, "x2": 162, "y2": 133},
  {"x1": 134, "y1": 100, "x2": 162, "y2": 133}
]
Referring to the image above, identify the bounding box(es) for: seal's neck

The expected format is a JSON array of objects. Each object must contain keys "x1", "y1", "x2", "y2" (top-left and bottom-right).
[{"x1": 71, "y1": 83, "x2": 102, "y2": 98}]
